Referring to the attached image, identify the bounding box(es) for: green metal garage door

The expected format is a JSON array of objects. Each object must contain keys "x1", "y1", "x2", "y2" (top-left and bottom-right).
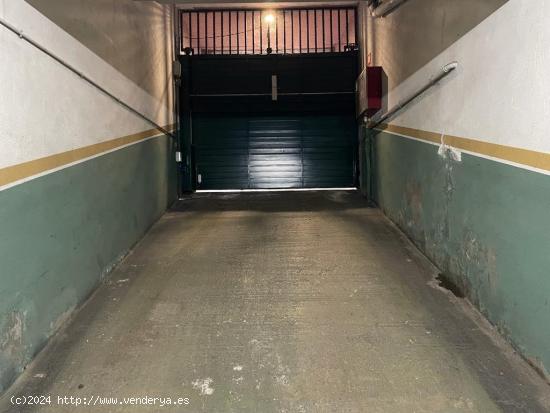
[
  {"x1": 193, "y1": 114, "x2": 356, "y2": 190},
  {"x1": 180, "y1": 51, "x2": 359, "y2": 191}
]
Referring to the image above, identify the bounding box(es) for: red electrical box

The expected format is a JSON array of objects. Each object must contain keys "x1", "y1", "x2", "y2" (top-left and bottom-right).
[{"x1": 356, "y1": 66, "x2": 383, "y2": 118}]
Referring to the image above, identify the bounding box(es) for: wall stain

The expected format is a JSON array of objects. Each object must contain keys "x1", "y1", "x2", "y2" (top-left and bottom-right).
[
  {"x1": 399, "y1": 179, "x2": 426, "y2": 250},
  {"x1": 455, "y1": 229, "x2": 499, "y2": 307},
  {"x1": 0, "y1": 312, "x2": 25, "y2": 357},
  {"x1": 405, "y1": 180, "x2": 423, "y2": 224},
  {"x1": 374, "y1": 127, "x2": 550, "y2": 383},
  {"x1": 0, "y1": 311, "x2": 26, "y2": 392}
]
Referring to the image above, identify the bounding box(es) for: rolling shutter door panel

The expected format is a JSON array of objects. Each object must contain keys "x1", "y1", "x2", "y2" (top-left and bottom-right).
[{"x1": 194, "y1": 114, "x2": 356, "y2": 190}]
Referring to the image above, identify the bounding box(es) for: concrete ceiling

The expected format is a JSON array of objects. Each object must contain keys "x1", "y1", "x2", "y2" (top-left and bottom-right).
[{"x1": 134, "y1": 0, "x2": 358, "y2": 9}]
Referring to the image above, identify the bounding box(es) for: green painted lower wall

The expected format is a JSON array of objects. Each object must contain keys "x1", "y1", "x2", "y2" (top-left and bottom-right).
[
  {"x1": 371, "y1": 129, "x2": 550, "y2": 377},
  {"x1": 0, "y1": 135, "x2": 176, "y2": 393}
]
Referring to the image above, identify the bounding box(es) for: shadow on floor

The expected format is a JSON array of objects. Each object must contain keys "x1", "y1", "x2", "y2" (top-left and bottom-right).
[{"x1": 171, "y1": 190, "x2": 372, "y2": 213}]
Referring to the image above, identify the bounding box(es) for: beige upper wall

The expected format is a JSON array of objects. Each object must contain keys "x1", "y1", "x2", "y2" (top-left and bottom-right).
[
  {"x1": 26, "y1": 0, "x2": 174, "y2": 102},
  {"x1": 366, "y1": 0, "x2": 508, "y2": 91},
  {"x1": 1, "y1": 1, "x2": 174, "y2": 173},
  {"x1": 363, "y1": 0, "x2": 550, "y2": 159}
]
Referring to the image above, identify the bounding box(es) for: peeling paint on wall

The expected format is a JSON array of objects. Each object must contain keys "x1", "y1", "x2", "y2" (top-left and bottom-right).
[
  {"x1": 0, "y1": 137, "x2": 175, "y2": 395},
  {"x1": 0, "y1": 311, "x2": 26, "y2": 391},
  {"x1": 373, "y1": 129, "x2": 550, "y2": 379},
  {"x1": 438, "y1": 142, "x2": 462, "y2": 163},
  {"x1": 1, "y1": 312, "x2": 25, "y2": 358}
]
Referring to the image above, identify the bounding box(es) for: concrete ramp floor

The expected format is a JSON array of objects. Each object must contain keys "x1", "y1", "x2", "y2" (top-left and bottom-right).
[{"x1": 1, "y1": 191, "x2": 549, "y2": 412}]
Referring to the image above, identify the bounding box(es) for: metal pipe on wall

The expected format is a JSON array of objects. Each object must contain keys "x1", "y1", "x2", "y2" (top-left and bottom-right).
[
  {"x1": 0, "y1": 15, "x2": 176, "y2": 140},
  {"x1": 368, "y1": 62, "x2": 458, "y2": 129},
  {"x1": 371, "y1": 0, "x2": 409, "y2": 18}
]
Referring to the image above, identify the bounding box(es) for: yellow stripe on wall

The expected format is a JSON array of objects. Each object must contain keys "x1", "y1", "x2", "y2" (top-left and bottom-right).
[
  {"x1": 377, "y1": 123, "x2": 550, "y2": 172},
  {"x1": 0, "y1": 124, "x2": 175, "y2": 188}
]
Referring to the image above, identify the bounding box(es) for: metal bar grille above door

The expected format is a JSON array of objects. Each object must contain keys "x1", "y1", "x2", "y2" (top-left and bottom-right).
[{"x1": 180, "y1": 7, "x2": 357, "y2": 55}]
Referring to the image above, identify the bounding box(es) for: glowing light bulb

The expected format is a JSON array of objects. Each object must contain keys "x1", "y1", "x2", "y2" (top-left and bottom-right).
[{"x1": 264, "y1": 13, "x2": 275, "y2": 24}]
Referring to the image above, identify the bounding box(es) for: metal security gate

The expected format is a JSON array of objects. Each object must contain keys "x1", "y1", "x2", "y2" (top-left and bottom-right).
[
  {"x1": 180, "y1": 7, "x2": 357, "y2": 55},
  {"x1": 178, "y1": 7, "x2": 359, "y2": 191}
]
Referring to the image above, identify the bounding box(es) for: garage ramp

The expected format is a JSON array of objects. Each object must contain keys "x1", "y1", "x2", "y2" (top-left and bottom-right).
[{"x1": 1, "y1": 191, "x2": 549, "y2": 412}]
